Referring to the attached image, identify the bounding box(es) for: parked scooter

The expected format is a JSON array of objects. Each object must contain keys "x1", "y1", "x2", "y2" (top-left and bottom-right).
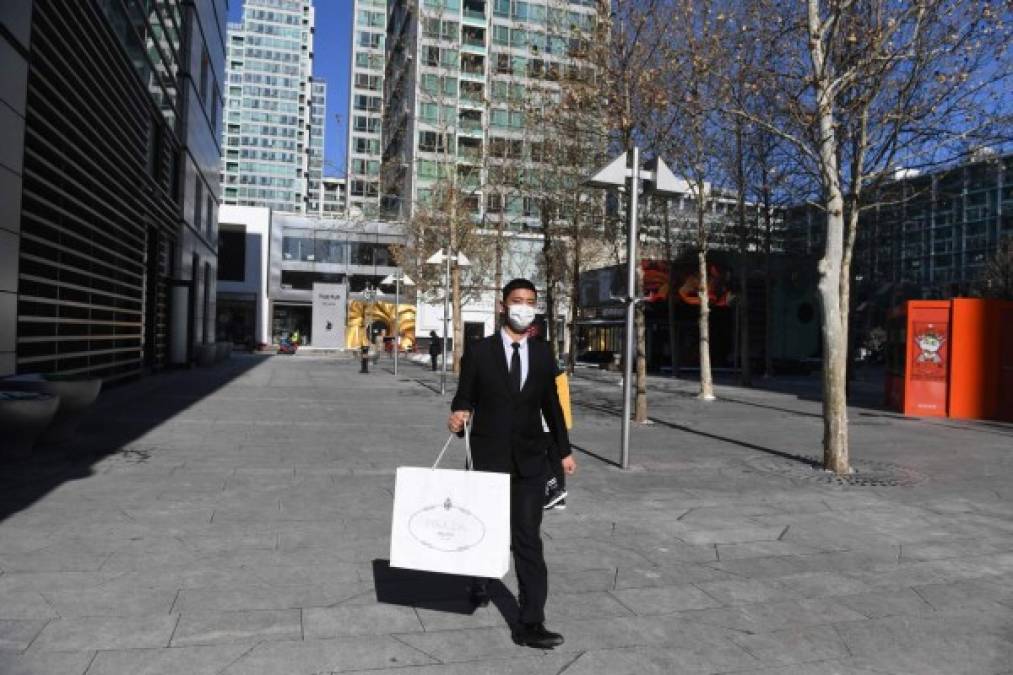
[{"x1": 278, "y1": 334, "x2": 298, "y2": 355}]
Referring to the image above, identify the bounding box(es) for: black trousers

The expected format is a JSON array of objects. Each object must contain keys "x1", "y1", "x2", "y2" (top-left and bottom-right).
[
  {"x1": 430, "y1": 353, "x2": 438, "y2": 371},
  {"x1": 475, "y1": 467, "x2": 548, "y2": 625},
  {"x1": 510, "y1": 469, "x2": 548, "y2": 624}
]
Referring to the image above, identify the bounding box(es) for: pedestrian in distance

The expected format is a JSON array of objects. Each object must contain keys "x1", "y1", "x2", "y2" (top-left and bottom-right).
[
  {"x1": 373, "y1": 329, "x2": 385, "y2": 365},
  {"x1": 428, "y1": 330, "x2": 441, "y2": 371},
  {"x1": 447, "y1": 278, "x2": 576, "y2": 649}
]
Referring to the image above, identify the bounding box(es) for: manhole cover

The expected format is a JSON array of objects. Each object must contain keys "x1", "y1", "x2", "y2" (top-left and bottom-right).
[{"x1": 743, "y1": 453, "x2": 926, "y2": 487}]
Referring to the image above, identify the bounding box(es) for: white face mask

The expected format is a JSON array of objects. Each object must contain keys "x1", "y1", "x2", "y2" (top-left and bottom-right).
[{"x1": 506, "y1": 304, "x2": 536, "y2": 331}]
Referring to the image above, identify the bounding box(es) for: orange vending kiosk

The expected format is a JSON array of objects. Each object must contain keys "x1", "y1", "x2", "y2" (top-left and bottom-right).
[{"x1": 885, "y1": 299, "x2": 1013, "y2": 422}]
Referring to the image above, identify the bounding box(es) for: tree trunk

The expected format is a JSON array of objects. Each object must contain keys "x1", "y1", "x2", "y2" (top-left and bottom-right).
[
  {"x1": 495, "y1": 196, "x2": 505, "y2": 296},
  {"x1": 449, "y1": 198, "x2": 463, "y2": 375},
  {"x1": 697, "y1": 246, "x2": 715, "y2": 400},
  {"x1": 568, "y1": 203, "x2": 582, "y2": 375},
  {"x1": 808, "y1": 0, "x2": 849, "y2": 474},
  {"x1": 763, "y1": 185, "x2": 774, "y2": 378},
  {"x1": 542, "y1": 210, "x2": 557, "y2": 360},
  {"x1": 664, "y1": 201, "x2": 680, "y2": 378},
  {"x1": 450, "y1": 264, "x2": 463, "y2": 374},
  {"x1": 634, "y1": 254, "x2": 648, "y2": 421},
  {"x1": 735, "y1": 121, "x2": 752, "y2": 386},
  {"x1": 696, "y1": 194, "x2": 715, "y2": 400}
]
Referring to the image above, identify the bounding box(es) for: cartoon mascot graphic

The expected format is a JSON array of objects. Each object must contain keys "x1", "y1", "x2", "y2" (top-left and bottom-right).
[{"x1": 915, "y1": 329, "x2": 945, "y2": 365}]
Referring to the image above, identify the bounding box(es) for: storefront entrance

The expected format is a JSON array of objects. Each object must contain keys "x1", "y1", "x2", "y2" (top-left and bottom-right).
[
  {"x1": 272, "y1": 303, "x2": 313, "y2": 345},
  {"x1": 217, "y1": 297, "x2": 257, "y2": 348}
]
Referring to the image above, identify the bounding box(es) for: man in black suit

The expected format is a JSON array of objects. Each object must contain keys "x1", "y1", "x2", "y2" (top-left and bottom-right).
[{"x1": 448, "y1": 278, "x2": 576, "y2": 649}]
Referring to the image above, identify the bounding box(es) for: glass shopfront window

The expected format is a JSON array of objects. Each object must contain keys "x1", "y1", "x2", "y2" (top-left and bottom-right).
[
  {"x1": 349, "y1": 242, "x2": 394, "y2": 266},
  {"x1": 314, "y1": 239, "x2": 345, "y2": 264},
  {"x1": 282, "y1": 232, "x2": 315, "y2": 261}
]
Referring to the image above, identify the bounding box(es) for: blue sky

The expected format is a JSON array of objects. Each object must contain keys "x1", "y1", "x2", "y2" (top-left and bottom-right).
[{"x1": 227, "y1": 1, "x2": 352, "y2": 177}]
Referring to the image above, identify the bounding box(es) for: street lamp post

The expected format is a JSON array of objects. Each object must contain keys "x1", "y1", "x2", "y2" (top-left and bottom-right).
[
  {"x1": 380, "y1": 271, "x2": 415, "y2": 376},
  {"x1": 426, "y1": 248, "x2": 471, "y2": 396},
  {"x1": 585, "y1": 148, "x2": 683, "y2": 469}
]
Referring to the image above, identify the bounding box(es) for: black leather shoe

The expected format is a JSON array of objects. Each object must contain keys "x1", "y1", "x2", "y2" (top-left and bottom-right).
[
  {"x1": 468, "y1": 584, "x2": 490, "y2": 608},
  {"x1": 512, "y1": 622, "x2": 564, "y2": 649}
]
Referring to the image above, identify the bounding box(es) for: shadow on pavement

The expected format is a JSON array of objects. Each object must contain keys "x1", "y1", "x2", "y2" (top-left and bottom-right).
[
  {"x1": 570, "y1": 443, "x2": 622, "y2": 469},
  {"x1": 0, "y1": 355, "x2": 269, "y2": 523},
  {"x1": 574, "y1": 399, "x2": 821, "y2": 469},
  {"x1": 372, "y1": 559, "x2": 518, "y2": 625}
]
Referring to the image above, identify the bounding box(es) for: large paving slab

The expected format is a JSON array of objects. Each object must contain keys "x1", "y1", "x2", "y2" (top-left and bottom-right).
[{"x1": 0, "y1": 354, "x2": 1011, "y2": 673}]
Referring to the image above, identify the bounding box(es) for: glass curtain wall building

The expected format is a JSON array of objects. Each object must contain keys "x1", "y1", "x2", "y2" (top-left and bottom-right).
[
  {"x1": 786, "y1": 152, "x2": 1013, "y2": 299},
  {"x1": 1, "y1": 0, "x2": 226, "y2": 380},
  {"x1": 221, "y1": 0, "x2": 322, "y2": 213},
  {"x1": 347, "y1": 0, "x2": 387, "y2": 217}
]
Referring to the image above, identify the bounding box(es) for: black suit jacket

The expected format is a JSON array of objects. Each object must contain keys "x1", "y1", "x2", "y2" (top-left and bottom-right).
[{"x1": 451, "y1": 334, "x2": 571, "y2": 477}]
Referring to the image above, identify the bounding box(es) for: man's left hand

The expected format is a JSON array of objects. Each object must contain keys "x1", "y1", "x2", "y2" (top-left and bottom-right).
[{"x1": 561, "y1": 455, "x2": 576, "y2": 475}]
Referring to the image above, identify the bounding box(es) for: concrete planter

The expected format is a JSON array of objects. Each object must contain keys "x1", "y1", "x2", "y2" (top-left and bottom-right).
[
  {"x1": 2, "y1": 375, "x2": 103, "y2": 444},
  {"x1": 0, "y1": 391, "x2": 60, "y2": 456},
  {"x1": 196, "y1": 343, "x2": 217, "y2": 367}
]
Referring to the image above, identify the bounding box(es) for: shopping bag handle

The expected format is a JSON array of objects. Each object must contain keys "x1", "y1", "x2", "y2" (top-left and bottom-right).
[{"x1": 433, "y1": 416, "x2": 474, "y2": 470}]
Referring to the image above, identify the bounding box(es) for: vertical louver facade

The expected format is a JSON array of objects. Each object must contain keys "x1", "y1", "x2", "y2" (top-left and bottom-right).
[{"x1": 9, "y1": 0, "x2": 226, "y2": 382}]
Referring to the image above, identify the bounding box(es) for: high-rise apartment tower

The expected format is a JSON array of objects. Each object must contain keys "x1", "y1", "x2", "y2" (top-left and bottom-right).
[
  {"x1": 380, "y1": 0, "x2": 600, "y2": 224},
  {"x1": 222, "y1": 0, "x2": 324, "y2": 214},
  {"x1": 347, "y1": 0, "x2": 388, "y2": 217}
]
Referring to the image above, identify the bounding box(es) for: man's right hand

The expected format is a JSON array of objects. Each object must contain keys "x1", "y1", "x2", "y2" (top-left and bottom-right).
[{"x1": 448, "y1": 410, "x2": 471, "y2": 433}]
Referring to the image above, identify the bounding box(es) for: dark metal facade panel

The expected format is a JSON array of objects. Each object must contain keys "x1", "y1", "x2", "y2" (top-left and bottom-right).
[{"x1": 16, "y1": 0, "x2": 184, "y2": 381}]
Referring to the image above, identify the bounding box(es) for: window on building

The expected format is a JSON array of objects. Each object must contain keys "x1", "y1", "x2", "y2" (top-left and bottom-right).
[
  {"x1": 354, "y1": 137, "x2": 380, "y2": 154},
  {"x1": 357, "y1": 31, "x2": 382, "y2": 49},
  {"x1": 200, "y1": 48, "x2": 210, "y2": 104},
  {"x1": 206, "y1": 195, "x2": 215, "y2": 241},
  {"x1": 194, "y1": 178, "x2": 204, "y2": 233},
  {"x1": 353, "y1": 116, "x2": 381, "y2": 133},
  {"x1": 419, "y1": 131, "x2": 453, "y2": 153},
  {"x1": 217, "y1": 229, "x2": 246, "y2": 281},
  {"x1": 355, "y1": 52, "x2": 384, "y2": 69},
  {"x1": 315, "y1": 239, "x2": 345, "y2": 264},
  {"x1": 354, "y1": 95, "x2": 382, "y2": 112},
  {"x1": 282, "y1": 234, "x2": 312, "y2": 261},
  {"x1": 423, "y1": 46, "x2": 440, "y2": 67},
  {"x1": 354, "y1": 73, "x2": 382, "y2": 91},
  {"x1": 495, "y1": 53, "x2": 512, "y2": 75},
  {"x1": 349, "y1": 242, "x2": 393, "y2": 266}
]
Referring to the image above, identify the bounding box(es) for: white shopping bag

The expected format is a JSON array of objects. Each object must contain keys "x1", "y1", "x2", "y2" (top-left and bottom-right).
[{"x1": 390, "y1": 422, "x2": 511, "y2": 578}]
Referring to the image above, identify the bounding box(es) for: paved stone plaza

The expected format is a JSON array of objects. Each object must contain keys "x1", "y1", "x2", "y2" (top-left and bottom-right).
[{"x1": 1, "y1": 354, "x2": 1012, "y2": 674}]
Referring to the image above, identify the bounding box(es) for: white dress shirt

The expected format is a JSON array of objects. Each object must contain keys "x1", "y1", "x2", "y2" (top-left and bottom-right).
[{"x1": 500, "y1": 328, "x2": 529, "y2": 389}]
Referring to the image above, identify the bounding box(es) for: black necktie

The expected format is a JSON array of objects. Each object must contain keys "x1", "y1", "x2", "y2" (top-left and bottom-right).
[{"x1": 510, "y1": 342, "x2": 521, "y2": 392}]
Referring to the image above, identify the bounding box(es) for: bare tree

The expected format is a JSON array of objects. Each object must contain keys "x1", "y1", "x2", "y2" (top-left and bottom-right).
[
  {"x1": 975, "y1": 239, "x2": 1013, "y2": 299},
  {"x1": 655, "y1": 0, "x2": 738, "y2": 401},
  {"x1": 586, "y1": 0, "x2": 680, "y2": 420},
  {"x1": 732, "y1": 0, "x2": 1012, "y2": 473}
]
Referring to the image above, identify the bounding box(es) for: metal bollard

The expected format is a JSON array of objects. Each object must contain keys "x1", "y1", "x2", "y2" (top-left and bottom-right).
[{"x1": 360, "y1": 345, "x2": 369, "y2": 373}]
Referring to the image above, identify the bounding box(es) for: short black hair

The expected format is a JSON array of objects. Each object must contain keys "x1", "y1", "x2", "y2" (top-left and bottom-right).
[{"x1": 502, "y1": 278, "x2": 537, "y2": 301}]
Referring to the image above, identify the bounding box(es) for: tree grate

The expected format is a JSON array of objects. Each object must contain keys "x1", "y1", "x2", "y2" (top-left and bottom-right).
[{"x1": 743, "y1": 453, "x2": 927, "y2": 487}]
